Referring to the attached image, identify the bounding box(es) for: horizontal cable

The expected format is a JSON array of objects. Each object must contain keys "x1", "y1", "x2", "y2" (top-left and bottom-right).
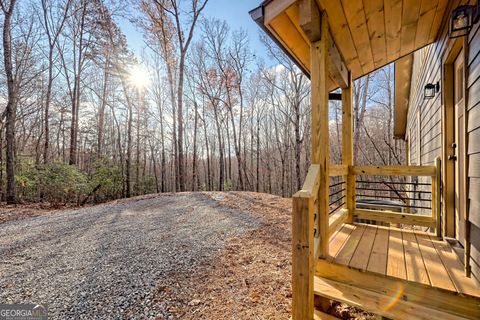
[
  {"x1": 329, "y1": 203, "x2": 345, "y2": 215},
  {"x1": 356, "y1": 180, "x2": 431, "y2": 186},
  {"x1": 329, "y1": 181, "x2": 346, "y2": 188},
  {"x1": 329, "y1": 195, "x2": 346, "y2": 206},
  {"x1": 356, "y1": 197, "x2": 432, "y2": 210},
  {"x1": 356, "y1": 187, "x2": 432, "y2": 194},
  {"x1": 356, "y1": 193, "x2": 431, "y2": 202},
  {"x1": 329, "y1": 188, "x2": 346, "y2": 198}
]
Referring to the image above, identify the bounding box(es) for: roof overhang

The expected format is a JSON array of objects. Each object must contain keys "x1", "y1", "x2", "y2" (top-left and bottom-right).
[
  {"x1": 250, "y1": 0, "x2": 449, "y2": 84},
  {"x1": 249, "y1": 2, "x2": 310, "y2": 77},
  {"x1": 394, "y1": 54, "x2": 413, "y2": 140}
]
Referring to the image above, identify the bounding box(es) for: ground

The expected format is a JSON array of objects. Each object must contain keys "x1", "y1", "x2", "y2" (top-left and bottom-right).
[
  {"x1": 0, "y1": 192, "x2": 292, "y2": 319},
  {"x1": 0, "y1": 192, "x2": 376, "y2": 319}
]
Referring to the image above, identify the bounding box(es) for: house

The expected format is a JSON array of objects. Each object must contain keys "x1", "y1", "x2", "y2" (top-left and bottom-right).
[{"x1": 250, "y1": 0, "x2": 480, "y2": 319}]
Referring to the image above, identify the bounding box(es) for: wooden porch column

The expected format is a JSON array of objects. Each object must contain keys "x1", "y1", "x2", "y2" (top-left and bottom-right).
[
  {"x1": 342, "y1": 73, "x2": 354, "y2": 223},
  {"x1": 309, "y1": 11, "x2": 329, "y2": 260}
]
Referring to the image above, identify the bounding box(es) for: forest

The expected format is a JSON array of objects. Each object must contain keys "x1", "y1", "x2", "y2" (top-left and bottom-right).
[{"x1": 0, "y1": 0, "x2": 404, "y2": 205}]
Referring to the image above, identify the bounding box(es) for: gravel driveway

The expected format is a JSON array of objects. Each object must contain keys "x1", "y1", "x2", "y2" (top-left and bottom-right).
[{"x1": 0, "y1": 193, "x2": 261, "y2": 319}]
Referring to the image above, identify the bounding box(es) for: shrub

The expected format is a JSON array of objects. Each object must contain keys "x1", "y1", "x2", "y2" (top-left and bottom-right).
[
  {"x1": 16, "y1": 159, "x2": 87, "y2": 205},
  {"x1": 39, "y1": 161, "x2": 87, "y2": 204},
  {"x1": 87, "y1": 157, "x2": 124, "y2": 203}
]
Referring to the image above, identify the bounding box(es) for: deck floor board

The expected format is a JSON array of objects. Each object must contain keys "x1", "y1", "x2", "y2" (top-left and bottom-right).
[
  {"x1": 349, "y1": 225, "x2": 377, "y2": 270},
  {"x1": 403, "y1": 231, "x2": 430, "y2": 285},
  {"x1": 366, "y1": 226, "x2": 389, "y2": 274},
  {"x1": 334, "y1": 224, "x2": 366, "y2": 265},
  {"x1": 430, "y1": 235, "x2": 480, "y2": 296},
  {"x1": 328, "y1": 224, "x2": 354, "y2": 258},
  {"x1": 415, "y1": 231, "x2": 456, "y2": 291},
  {"x1": 386, "y1": 227, "x2": 407, "y2": 280}
]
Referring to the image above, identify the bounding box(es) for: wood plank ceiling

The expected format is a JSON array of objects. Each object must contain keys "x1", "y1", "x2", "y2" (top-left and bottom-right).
[{"x1": 261, "y1": 0, "x2": 449, "y2": 89}]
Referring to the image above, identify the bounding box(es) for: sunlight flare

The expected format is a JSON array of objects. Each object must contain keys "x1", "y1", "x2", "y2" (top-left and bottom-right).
[{"x1": 128, "y1": 65, "x2": 150, "y2": 90}]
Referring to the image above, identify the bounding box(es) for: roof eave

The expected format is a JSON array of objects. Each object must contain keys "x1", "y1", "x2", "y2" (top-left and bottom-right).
[{"x1": 249, "y1": 3, "x2": 310, "y2": 78}]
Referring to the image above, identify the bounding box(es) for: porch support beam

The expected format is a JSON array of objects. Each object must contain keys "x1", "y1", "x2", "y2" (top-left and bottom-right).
[
  {"x1": 297, "y1": 3, "x2": 332, "y2": 319},
  {"x1": 308, "y1": 9, "x2": 329, "y2": 260},
  {"x1": 342, "y1": 73, "x2": 354, "y2": 223},
  {"x1": 300, "y1": 0, "x2": 349, "y2": 89},
  {"x1": 328, "y1": 32, "x2": 349, "y2": 89},
  {"x1": 299, "y1": 0, "x2": 322, "y2": 42}
]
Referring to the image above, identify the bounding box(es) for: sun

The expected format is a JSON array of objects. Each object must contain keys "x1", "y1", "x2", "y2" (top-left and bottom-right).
[{"x1": 128, "y1": 65, "x2": 150, "y2": 90}]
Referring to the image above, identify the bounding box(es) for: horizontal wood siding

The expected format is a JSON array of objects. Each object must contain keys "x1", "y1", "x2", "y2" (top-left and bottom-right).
[
  {"x1": 405, "y1": 0, "x2": 480, "y2": 280},
  {"x1": 467, "y1": 20, "x2": 480, "y2": 280}
]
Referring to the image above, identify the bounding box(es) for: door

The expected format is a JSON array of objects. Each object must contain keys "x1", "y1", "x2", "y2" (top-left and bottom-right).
[{"x1": 453, "y1": 50, "x2": 465, "y2": 245}]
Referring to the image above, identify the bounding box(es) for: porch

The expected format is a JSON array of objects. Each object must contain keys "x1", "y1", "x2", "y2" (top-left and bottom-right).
[
  {"x1": 321, "y1": 224, "x2": 480, "y2": 319},
  {"x1": 293, "y1": 163, "x2": 480, "y2": 319},
  {"x1": 250, "y1": 0, "x2": 480, "y2": 318}
]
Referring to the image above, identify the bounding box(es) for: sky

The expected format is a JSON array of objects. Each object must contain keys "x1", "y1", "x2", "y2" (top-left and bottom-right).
[{"x1": 119, "y1": 0, "x2": 268, "y2": 61}]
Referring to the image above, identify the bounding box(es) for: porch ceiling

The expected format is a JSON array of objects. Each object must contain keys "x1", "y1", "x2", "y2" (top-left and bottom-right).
[{"x1": 252, "y1": 0, "x2": 449, "y2": 88}]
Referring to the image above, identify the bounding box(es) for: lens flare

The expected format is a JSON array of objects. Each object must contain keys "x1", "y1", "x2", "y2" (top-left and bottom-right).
[{"x1": 128, "y1": 65, "x2": 150, "y2": 90}]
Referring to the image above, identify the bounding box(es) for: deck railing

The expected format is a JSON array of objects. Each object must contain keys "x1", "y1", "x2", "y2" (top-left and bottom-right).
[
  {"x1": 352, "y1": 158, "x2": 441, "y2": 235},
  {"x1": 328, "y1": 165, "x2": 349, "y2": 238},
  {"x1": 291, "y1": 159, "x2": 441, "y2": 319}
]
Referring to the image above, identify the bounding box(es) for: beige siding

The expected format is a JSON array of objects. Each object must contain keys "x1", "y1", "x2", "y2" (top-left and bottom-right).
[
  {"x1": 467, "y1": 21, "x2": 480, "y2": 280},
  {"x1": 405, "y1": 0, "x2": 480, "y2": 279}
]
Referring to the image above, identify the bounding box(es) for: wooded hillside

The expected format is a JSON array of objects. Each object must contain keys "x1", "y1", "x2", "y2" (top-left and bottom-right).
[{"x1": 0, "y1": 0, "x2": 404, "y2": 205}]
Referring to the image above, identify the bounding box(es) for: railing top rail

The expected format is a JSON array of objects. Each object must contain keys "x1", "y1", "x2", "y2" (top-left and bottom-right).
[
  {"x1": 293, "y1": 164, "x2": 320, "y2": 198},
  {"x1": 351, "y1": 165, "x2": 437, "y2": 177},
  {"x1": 329, "y1": 164, "x2": 348, "y2": 177}
]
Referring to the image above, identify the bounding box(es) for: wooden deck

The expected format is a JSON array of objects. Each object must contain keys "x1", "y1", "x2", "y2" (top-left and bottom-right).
[
  {"x1": 314, "y1": 223, "x2": 480, "y2": 319},
  {"x1": 328, "y1": 223, "x2": 479, "y2": 296}
]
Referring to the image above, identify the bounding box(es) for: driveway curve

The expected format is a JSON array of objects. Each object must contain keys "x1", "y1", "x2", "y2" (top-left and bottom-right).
[{"x1": 0, "y1": 193, "x2": 261, "y2": 319}]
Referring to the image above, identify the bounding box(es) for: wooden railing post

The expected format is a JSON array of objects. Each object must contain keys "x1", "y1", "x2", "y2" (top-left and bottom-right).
[
  {"x1": 342, "y1": 72, "x2": 354, "y2": 223},
  {"x1": 292, "y1": 194, "x2": 314, "y2": 320},
  {"x1": 292, "y1": 164, "x2": 320, "y2": 320},
  {"x1": 433, "y1": 157, "x2": 441, "y2": 237}
]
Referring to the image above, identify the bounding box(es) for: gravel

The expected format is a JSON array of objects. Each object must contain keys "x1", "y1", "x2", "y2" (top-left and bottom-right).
[{"x1": 0, "y1": 192, "x2": 261, "y2": 319}]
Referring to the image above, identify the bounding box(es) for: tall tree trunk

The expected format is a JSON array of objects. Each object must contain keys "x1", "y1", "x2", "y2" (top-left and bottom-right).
[
  {"x1": 256, "y1": 118, "x2": 260, "y2": 192},
  {"x1": 150, "y1": 141, "x2": 159, "y2": 193},
  {"x1": 44, "y1": 47, "x2": 54, "y2": 163},
  {"x1": 159, "y1": 99, "x2": 166, "y2": 193},
  {"x1": 294, "y1": 101, "x2": 301, "y2": 191},
  {"x1": 126, "y1": 98, "x2": 133, "y2": 198},
  {"x1": 2, "y1": 0, "x2": 18, "y2": 204},
  {"x1": 97, "y1": 60, "x2": 109, "y2": 156},
  {"x1": 202, "y1": 105, "x2": 211, "y2": 191},
  {"x1": 213, "y1": 107, "x2": 224, "y2": 191},
  {"x1": 165, "y1": 64, "x2": 178, "y2": 192},
  {"x1": 226, "y1": 118, "x2": 232, "y2": 183},
  {"x1": 136, "y1": 89, "x2": 141, "y2": 195},
  {"x1": 227, "y1": 106, "x2": 243, "y2": 190},
  {"x1": 69, "y1": 1, "x2": 87, "y2": 165},
  {"x1": 177, "y1": 55, "x2": 186, "y2": 191},
  {"x1": 192, "y1": 101, "x2": 199, "y2": 191},
  {"x1": 353, "y1": 74, "x2": 370, "y2": 162}
]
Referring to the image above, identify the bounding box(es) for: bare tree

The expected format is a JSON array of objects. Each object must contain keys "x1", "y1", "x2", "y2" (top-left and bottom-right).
[
  {"x1": 40, "y1": 0, "x2": 71, "y2": 163},
  {"x1": 1, "y1": 0, "x2": 19, "y2": 204},
  {"x1": 142, "y1": 0, "x2": 208, "y2": 191}
]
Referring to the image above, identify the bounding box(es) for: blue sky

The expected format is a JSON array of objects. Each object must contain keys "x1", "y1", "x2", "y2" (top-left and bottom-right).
[
  {"x1": 203, "y1": 0, "x2": 265, "y2": 55},
  {"x1": 120, "y1": 0, "x2": 267, "y2": 60}
]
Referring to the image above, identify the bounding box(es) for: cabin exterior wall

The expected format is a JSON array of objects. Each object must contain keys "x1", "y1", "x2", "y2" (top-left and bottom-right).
[
  {"x1": 467, "y1": 19, "x2": 480, "y2": 282},
  {"x1": 405, "y1": 1, "x2": 480, "y2": 280}
]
